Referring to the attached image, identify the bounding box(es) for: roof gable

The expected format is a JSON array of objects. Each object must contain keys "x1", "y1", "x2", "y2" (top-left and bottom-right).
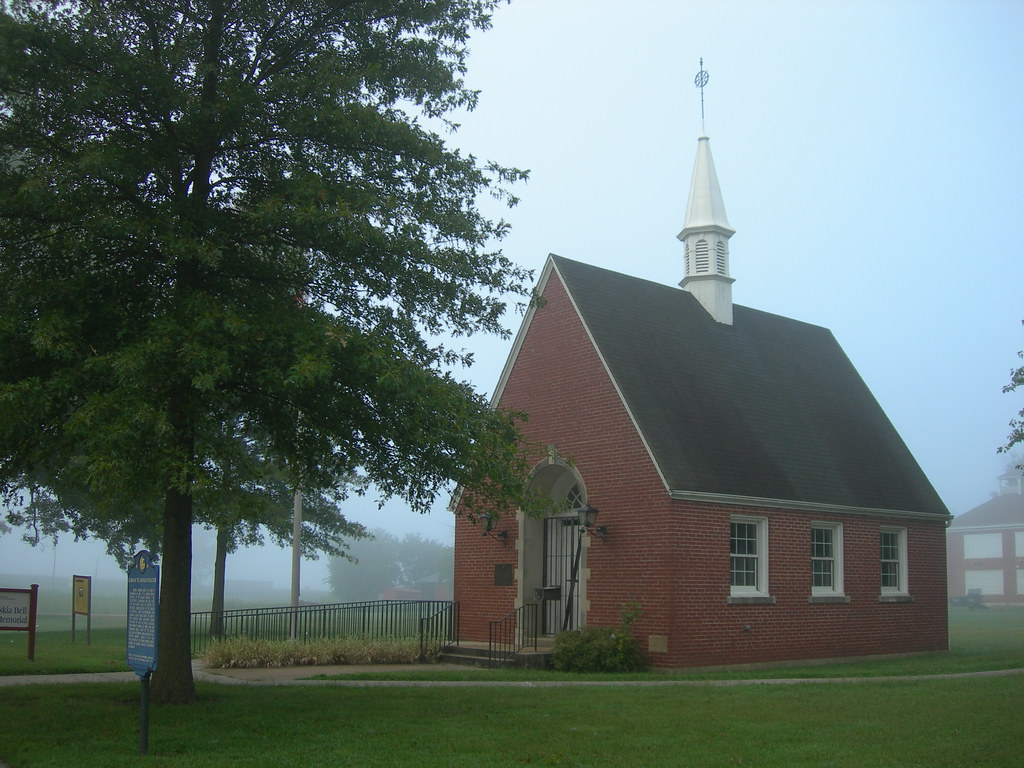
[
  {"x1": 949, "y1": 493, "x2": 1024, "y2": 529},
  {"x1": 551, "y1": 255, "x2": 948, "y2": 517}
]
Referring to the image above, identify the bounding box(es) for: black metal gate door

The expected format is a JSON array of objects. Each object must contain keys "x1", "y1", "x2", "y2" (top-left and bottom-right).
[{"x1": 542, "y1": 516, "x2": 580, "y2": 634}]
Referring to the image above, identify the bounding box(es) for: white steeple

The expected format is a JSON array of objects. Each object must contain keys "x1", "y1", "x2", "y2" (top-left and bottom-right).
[{"x1": 678, "y1": 134, "x2": 735, "y2": 324}]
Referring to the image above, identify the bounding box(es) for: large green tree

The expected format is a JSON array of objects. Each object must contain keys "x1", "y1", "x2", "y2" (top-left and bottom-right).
[{"x1": 0, "y1": 0, "x2": 534, "y2": 704}]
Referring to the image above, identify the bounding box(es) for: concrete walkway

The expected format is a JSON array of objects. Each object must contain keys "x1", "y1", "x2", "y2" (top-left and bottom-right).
[
  {"x1": 0, "y1": 661, "x2": 465, "y2": 687},
  {"x1": 1, "y1": 662, "x2": 1021, "y2": 688}
]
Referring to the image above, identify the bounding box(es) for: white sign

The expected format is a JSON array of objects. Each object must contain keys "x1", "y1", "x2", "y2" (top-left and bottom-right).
[{"x1": 0, "y1": 590, "x2": 31, "y2": 629}]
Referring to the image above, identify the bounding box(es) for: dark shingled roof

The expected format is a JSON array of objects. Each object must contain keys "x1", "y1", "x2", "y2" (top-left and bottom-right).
[{"x1": 552, "y1": 255, "x2": 947, "y2": 516}]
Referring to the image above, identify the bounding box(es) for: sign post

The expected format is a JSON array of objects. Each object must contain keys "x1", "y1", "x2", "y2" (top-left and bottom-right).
[
  {"x1": 72, "y1": 575, "x2": 92, "y2": 645},
  {"x1": 127, "y1": 551, "x2": 159, "y2": 756},
  {"x1": 0, "y1": 584, "x2": 39, "y2": 661}
]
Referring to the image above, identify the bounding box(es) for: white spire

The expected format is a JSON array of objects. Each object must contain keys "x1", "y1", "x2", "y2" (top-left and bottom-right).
[
  {"x1": 678, "y1": 134, "x2": 735, "y2": 325},
  {"x1": 682, "y1": 136, "x2": 734, "y2": 234}
]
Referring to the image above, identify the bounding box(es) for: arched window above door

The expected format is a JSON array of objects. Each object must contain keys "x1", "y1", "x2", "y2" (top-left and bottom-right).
[
  {"x1": 566, "y1": 483, "x2": 583, "y2": 510},
  {"x1": 527, "y1": 453, "x2": 587, "y2": 509}
]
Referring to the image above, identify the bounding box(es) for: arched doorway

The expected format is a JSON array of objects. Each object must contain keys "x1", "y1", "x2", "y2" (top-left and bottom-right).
[{"x1": 520, "y1": 456, "x2": 589, "y2": 634}]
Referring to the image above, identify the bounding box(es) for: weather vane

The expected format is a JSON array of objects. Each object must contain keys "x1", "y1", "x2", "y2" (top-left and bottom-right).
[{"x1": 694, "y1": 58, "x2": 709, "y2": 132}]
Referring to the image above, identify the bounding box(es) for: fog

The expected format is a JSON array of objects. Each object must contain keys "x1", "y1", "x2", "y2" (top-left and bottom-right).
[
  {"x1": 0, "y1": 495, "x2": 453, "y2": 598},
  {"x1": 3, "y1": 0, "x2": 1023, "y2": 600}
]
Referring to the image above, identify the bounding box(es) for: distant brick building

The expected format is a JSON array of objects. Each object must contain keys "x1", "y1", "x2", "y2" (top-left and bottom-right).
[
  {"x1": 453, "y1": 134, "x2": 950, "y2": 669},
  {"x1": 947, "y1": 471, "x2": 1024, "y2": 605}
]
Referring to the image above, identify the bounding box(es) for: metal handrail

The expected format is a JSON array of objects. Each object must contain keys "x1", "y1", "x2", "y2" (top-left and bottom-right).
[
  {"x1": 487, "y1": 603, "x2": 538, "y2": 666},
  {"x1": 190, "y1": 599, "x2": 458, "y2": 656},
  {"x1": 418, "y1": 602, "x2": 459, "y2": 662}
]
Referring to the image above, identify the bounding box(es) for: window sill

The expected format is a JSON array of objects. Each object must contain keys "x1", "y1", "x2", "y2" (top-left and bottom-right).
[
  {"x1": 808, "y1": 595, "x2": 851, "y2": 605},
  {"x1": 727, "y1": 595, "x2": 776, "y2": 605},
  {"x1": 878, "y1": 594, "x2": 914, "y2": 603}
]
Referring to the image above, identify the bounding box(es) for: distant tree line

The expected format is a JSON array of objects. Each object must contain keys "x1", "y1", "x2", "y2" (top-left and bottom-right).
[{"x1": 327, "y1": 529, "x2": 452, "y2": 603}]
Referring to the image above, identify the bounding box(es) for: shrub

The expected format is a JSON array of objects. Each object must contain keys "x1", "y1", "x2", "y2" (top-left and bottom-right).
[
  {"x1": 202, "y1": 636, "x2": 433, "y2": 668},
  {"x1": 551, "y1": 625, "x2": 646, "y2": 673}
]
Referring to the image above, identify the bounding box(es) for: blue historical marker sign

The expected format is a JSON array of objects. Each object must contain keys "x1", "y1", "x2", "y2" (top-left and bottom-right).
[{"x1": 126, "y1": 550, "x2": 159, "y2": 678}]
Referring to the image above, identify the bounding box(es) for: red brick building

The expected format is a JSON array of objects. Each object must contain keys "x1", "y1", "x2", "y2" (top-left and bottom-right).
[
  {"x1": 947, "y1": 471, "x2": 1024, "y2": 605},
  {"x1": 453, "y1": 134, "x2": 950, "y2": 669}
]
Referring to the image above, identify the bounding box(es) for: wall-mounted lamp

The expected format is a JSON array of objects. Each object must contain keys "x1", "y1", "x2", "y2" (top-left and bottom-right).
[
  {"x1": 560, "y1": 505, "x2": 607, "y2": 632},
  {"x1": 478, "y1": 512, "x2": 508, "y2": 544},
  {"x1": 577, "y1": 505, "x2": 607, "y2": 541}
]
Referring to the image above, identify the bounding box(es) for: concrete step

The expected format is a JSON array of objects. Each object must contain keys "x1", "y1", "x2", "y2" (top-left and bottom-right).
[
  {"x1": 438, "y1": 650, "x2": 497, "y2": 669},
  {"x1": 439, "y1": 640, "x2": 553, "y2": 670}
]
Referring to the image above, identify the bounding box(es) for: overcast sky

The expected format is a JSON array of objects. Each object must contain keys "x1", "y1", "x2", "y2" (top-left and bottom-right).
[{"x1": 3, "y1": 0, "x2": 1022, "y2": 593}]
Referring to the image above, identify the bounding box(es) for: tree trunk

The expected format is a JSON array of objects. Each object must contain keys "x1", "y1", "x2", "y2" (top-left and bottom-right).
[
  {"x1": 152, "y1": 485, "x2": 197, "y2": 704},
  {"x1": 211, "y1": 525, "x2": 229, "y2": 639}
]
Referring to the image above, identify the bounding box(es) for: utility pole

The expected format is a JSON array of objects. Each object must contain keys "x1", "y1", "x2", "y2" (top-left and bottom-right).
[{"x1": 289, "y1": 489, "x2": 301, "y2": 640}]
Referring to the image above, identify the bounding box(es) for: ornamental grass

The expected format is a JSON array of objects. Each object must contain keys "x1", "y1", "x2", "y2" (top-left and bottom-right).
[{"x1": 201, "y1": 636, "x2": 432, "y2": 668}]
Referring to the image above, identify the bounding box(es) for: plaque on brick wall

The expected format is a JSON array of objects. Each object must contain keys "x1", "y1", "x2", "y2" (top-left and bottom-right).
[{"x1": 494, "y1": 563, "x2": 514, "y2": 586}]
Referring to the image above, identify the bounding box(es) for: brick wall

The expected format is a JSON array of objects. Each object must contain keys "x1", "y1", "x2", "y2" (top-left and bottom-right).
[
  {"x1": 947, "y1": 527, "x2": 1024, "y2": 605},
  {"x1": 453, "y1": 517, "x2": 519, "y2": 641},
  {"x1": 454, "y1": 266, "x2": 950, "y2": 667}
]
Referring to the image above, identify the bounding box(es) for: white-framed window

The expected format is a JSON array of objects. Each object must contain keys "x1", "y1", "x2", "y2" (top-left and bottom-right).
[
  {"x1": 880, "y1": 527, "x2": 908, "y2": 595},
  {"x1": 965, "y1": 570, "x2": 1004, "y2": 595},
  {"x1": 1015, "y1": 531, "x2": 1024, "y2": 557},
  {"x1": 964, "y1": 533, "x2": 1002, "y2": 559},
  {"x1": 811, "y1": 522, "x2": 844, "y2": 596},
  {"x1": 730, "y1": 516, "x2": 768, "y2": 596}
]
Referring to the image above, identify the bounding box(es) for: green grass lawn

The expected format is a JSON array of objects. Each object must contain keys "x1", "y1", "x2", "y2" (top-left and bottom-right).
[
  {"x1": 0, "y1": 627, "x2": 129, "y2": 675},
  {"x1": 0, "y1": 675, "x2": 1021, "y2": 766},
  {"x1": 0, "y1": 608, "x2": 1021, "y2": 766}
]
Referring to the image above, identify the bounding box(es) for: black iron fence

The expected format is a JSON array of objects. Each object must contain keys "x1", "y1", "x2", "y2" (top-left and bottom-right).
[
  {"x1": 419, "y1": 602, "x2": 460, "y2": 662},
  {"x1": 488, "y1": 603, "x2": 538, "y2": 666},
  {"x1": 191, "y1": 600, "x2": 459, "y2": 657}
]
